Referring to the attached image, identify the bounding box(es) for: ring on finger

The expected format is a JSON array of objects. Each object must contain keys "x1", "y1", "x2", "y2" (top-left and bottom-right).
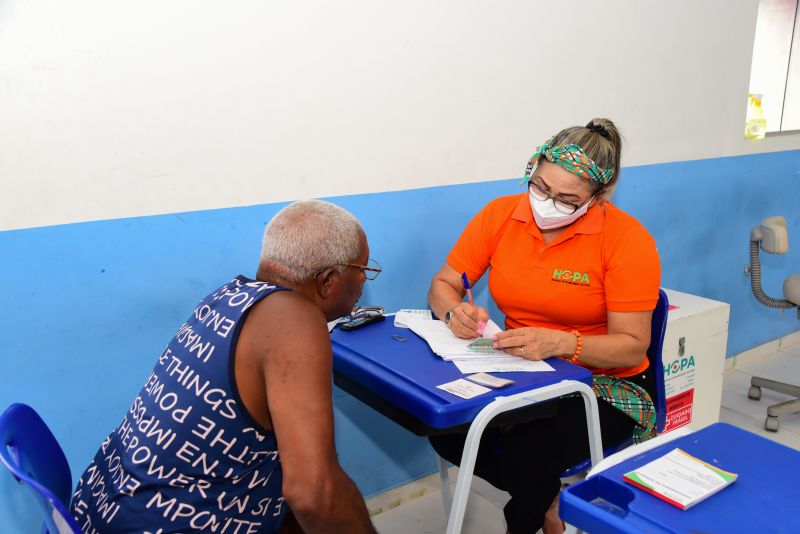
[{"x1": 518, "y1": 346, "x2": 525, "y2": 356}]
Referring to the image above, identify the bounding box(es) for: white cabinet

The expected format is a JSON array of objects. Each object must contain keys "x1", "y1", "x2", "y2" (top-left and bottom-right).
[{"x1": 661, "y1": 289, "x2": 731, "y2": 433}]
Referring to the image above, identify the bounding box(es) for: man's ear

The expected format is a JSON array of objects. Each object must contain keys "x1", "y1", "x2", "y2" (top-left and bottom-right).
[{"x1": 314, "y1": 267, "x2": 339, "y2": 299}]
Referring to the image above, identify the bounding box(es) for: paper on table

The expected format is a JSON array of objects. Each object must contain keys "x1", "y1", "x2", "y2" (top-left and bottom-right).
[
  {"x1": 394, "y1": 309, "x2": 433, "y2": 328},
  {"x1": 453, "y1": 358, "x2": 554, "y2": 374},
  {"x1": 436, "y1": 378, "x2": 491, "y2": 399},
  {"x1": 404, "y1": 318, "x2": 513, "y2": 360},
  {"x1": 404, "y1": 317, "x2": 556, "y2": 373}
]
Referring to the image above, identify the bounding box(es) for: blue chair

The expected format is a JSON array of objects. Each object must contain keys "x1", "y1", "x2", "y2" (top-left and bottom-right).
[
  {"x1": 0, "y1": 403, "x2": 81, "y2": 534},
  {"x1": 560, "y1": 288, "x2": 669, "y2": 477}
]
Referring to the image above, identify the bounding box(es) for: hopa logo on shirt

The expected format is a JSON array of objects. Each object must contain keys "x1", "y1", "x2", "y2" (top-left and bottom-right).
[{"x1": 552, "y1": 268, "x2": 591, "y2": 286}]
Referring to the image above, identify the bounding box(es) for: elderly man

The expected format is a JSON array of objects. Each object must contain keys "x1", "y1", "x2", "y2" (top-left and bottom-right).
[{"x1": 70, "y1": 200, "x2": 377, "y2": 534}]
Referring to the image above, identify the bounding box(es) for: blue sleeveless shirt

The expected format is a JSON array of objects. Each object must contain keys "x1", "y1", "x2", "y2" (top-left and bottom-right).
[{"x1": 70, "y1": 276, "x2": 290, "y2": 533}]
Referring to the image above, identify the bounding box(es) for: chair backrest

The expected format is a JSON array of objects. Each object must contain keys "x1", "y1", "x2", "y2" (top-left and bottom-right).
[
  {"x1": 649, "y1": 289, "x2": 669, "y2": 433},
  {"x1": 0, "y1": 403, "x2": 81, "y2": 534}
]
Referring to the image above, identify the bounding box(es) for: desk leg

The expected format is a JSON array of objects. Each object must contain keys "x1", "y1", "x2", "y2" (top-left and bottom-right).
[
  {"x1": 438, "y1": 455, "x2": 452, "y2": 517},
  {"x1": 445, "y1": 380, "x2": 601, "y2": 534}
]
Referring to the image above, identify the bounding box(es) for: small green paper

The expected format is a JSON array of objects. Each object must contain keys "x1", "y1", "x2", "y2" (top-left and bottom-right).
[{"x1": 467, "y1": 338, "x2": 495, "y2": 353}]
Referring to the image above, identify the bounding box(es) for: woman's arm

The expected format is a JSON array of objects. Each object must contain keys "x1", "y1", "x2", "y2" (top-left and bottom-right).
[
  {"x1": 428, "y1": 264, "x2": 489, "y2": 339},
  {"x1": 492, "y1": 309, "x2": 652, "y2": 368}
]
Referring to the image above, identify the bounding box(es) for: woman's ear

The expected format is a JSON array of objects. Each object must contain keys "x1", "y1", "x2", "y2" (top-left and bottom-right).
[{"x1": 597, "y1": 184, "x2": 616, "y2": 203}]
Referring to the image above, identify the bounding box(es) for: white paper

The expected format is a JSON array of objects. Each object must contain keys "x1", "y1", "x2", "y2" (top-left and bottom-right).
[
  {"x1": 453, "y1": 358, "x2": 554, "y2": 374},
  {"x1": 394, "y1": 309, "x2": 433, "y2": 328},
  {"x1": 400, "y1": 316, "x2": 556, "y2": 374},
  {"x1": 436, "y1": 378, "x2": 491, "y2": 399},
  {"x1": 327, "y1": 317, "x2": 344, "y2": 332},
  {"x1": 480, "y1": 319, "x2": 503, "y2": 338},
  {"x1": 404, "y1": 318, "x2": 512, "y2": 360}
]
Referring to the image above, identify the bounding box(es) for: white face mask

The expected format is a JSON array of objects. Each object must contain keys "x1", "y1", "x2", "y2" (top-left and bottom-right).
[{"x1": 529, "y1": 191, "x2": 594, "y2": 230}]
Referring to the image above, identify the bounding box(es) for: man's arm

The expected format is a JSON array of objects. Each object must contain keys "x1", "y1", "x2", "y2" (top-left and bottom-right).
[{"x1": 242, "y1": 292, "x2": 376, "y2": 533}]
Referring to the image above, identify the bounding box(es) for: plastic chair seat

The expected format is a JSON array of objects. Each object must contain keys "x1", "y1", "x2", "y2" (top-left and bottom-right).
[{"x1": 0, "y1": 403, "x2": 81, "y2": 534}]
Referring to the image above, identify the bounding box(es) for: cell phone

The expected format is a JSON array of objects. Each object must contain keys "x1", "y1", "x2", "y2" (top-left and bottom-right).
[
  {"x1": 339, "y1": 314, "x2": 386, "y2": 331},
  {"x1": 465, "y1": 372, "x2": 514, "y2": 388}
]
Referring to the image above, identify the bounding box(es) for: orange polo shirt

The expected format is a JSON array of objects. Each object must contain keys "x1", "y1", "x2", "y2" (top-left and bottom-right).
[{"x1": 446, "y1": 193, "x2": 660, "y2": 378}]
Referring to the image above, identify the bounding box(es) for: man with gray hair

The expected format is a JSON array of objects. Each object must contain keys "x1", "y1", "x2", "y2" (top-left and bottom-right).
[
  {"x1": 260, "y1": 199, "x2": 366, "y2": 286},
  {"x1": 70, "y1": 199, "x2": 378, "y2": 534}
]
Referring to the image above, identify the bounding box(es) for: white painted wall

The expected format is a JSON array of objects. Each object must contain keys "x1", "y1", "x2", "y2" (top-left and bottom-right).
[{"x1": 1, "y1": 0, "x2": 798, "y2": 231}]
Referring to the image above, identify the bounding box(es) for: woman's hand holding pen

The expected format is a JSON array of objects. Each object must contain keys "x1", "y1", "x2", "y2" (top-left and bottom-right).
[
  {"x1": 447, "y1": 302, "x2": 489, "y2": 339},
  {"x1": 492, "y1": 327, "x2": 575, "y2": 360}
]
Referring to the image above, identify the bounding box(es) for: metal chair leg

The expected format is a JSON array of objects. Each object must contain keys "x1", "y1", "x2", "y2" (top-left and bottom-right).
[{"x1": 437, "y1": 455, "x2": 452, "y2": 516}]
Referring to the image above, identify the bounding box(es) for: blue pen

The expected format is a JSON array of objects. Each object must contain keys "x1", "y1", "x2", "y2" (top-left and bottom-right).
[
  {"x1": 460, "y1": 272, "x2": 475, "y2": 306},
  {"x1": 461, "y1": 272, "x2": 486, "y2": 335}
]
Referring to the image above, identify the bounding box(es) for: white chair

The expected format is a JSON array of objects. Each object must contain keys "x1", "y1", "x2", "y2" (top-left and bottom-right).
[{"x1": 745, "y1": 215, "x2": 800, "y2": 432}]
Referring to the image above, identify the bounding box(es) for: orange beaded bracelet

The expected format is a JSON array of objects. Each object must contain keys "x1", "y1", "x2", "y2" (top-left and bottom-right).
[{"x1": 564, "y1": 330, "x2": 582, "y2": 363}]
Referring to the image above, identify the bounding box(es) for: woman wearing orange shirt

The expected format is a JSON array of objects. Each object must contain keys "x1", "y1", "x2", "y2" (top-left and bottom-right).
[{"x1": 428, "y1": 119, "x2": 660, "y2": 534}]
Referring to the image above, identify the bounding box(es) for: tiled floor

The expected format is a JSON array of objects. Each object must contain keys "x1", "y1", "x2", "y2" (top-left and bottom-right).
[{"x1": 372, "y1": 339, "x2": 800, "y2": 533}]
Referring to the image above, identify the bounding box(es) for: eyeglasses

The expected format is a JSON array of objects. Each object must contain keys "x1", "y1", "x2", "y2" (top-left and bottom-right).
[
  {"x1": 528, "y1": 180, "x2": 590, "y2": 215},
  {"x1": 350, "y1": 305, "x2": 384, "y2": 319},
  {"x1": 340, "y1": 258, "x2": 382, "y2": 280}
]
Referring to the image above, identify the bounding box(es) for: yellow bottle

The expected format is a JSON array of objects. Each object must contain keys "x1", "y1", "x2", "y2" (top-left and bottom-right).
[{"x1": 744, "y1": 93, "x2": 767, "y2": 140}]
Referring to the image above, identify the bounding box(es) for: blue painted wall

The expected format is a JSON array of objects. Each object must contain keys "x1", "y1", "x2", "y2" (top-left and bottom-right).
[{"x1": 2, "y1": 151, "x2": 798, "y2": 530}]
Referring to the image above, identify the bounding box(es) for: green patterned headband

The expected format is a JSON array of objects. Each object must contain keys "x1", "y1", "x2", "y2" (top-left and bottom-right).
[{"x1": 523, "y1": 138, "x2": 614, "y2": 185}]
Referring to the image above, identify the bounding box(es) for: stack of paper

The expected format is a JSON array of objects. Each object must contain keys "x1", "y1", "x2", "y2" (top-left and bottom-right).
[{"x1": 402, "y1": 313, "x2": 553, "y2": 374}]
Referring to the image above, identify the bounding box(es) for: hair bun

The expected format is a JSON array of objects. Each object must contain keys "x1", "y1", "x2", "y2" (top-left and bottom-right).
[{"x1": 586, "y1": 121, "x2": 610, "y2": 139}]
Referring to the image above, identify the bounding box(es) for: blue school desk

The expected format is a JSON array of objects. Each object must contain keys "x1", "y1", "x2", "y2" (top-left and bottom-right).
[
  {"x1": 560, "y1": 422, "x2": 800, "y2": 534},
  {"x1": 331, "y1": 318, "x2": 601, "y2": 534}
]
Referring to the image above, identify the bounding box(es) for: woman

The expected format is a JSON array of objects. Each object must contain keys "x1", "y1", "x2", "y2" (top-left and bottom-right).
[{"x1": 428, "y1": 119, "x2": 660, "y2": 534}]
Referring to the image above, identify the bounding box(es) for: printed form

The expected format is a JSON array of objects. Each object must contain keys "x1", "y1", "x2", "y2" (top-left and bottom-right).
[{"x1": 402, "y1": 315, "x2": 553, "y2": 374}]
